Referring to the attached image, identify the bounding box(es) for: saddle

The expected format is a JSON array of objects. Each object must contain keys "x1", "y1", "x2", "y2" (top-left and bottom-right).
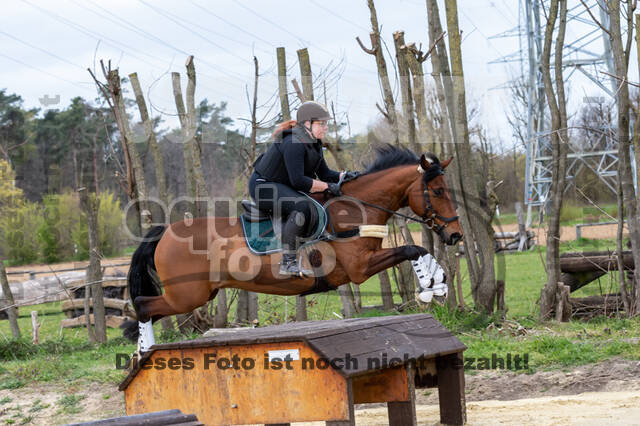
[{"x1": 239, "y1": 192, "x2": 328, "y2": 255}]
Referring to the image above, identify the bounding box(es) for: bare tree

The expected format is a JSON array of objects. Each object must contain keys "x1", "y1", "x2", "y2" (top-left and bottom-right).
[
  {"x1": 424, "y1": 0, "x2": 499, "y2": 312},
  {"x1": 539, "y1": 0, "x2": 569, "y2": 320},
  {"x1": 89, "y1": 61, "x2": 149, "y2": 233},
  {"x1": 78, "y1": 187, "x2": 106, "y2": 342},
  {"x1": 129, "y1": 73, "x2": 168, "y2": 206},
  {"x1": 357, "y1": 0, "x2": 399, "y2": 145},
  {"x1": 608, "y1": 1, "x2": 640, "y2": 315}
]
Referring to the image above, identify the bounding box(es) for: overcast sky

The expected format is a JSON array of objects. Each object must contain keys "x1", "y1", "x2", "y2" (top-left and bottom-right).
[{"x1": 1, "y1": 0, "x2": 626, "y2": 146}]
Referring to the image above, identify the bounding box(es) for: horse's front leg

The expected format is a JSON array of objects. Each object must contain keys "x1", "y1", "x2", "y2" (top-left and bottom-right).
[{"x1": 345, "y1": 245, "x2": 428, "y2": 284}]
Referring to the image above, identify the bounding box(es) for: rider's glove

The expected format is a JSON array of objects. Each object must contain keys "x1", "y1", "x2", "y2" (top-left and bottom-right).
[
  {"x1": 342, "y1": 170, "x2": 361, "y2": 182},
  {"x1": 326, "y1": 182, "x2": 342, "y2": 196}
]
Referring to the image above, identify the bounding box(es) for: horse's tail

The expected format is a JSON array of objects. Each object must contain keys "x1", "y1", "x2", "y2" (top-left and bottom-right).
[{"x1": 121, "y1": 225, "x2": 167, "y2": 342}]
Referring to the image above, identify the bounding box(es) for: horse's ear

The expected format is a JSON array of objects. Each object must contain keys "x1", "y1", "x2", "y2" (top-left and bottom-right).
[
  {"x1": 441, "y1": 157, "x2": 454, "y2": 169},
  {"x1": 419, "y1": 154, "x2": 432, "y2": 171}
]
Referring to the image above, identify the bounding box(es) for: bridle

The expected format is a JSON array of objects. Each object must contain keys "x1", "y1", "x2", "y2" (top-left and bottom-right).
[
  {"x1": 418, "y1": 163, "x2": 459, "y2": 237},
  {"x1": 331, "y1": 162, "x2": 459, "y2": 238}
]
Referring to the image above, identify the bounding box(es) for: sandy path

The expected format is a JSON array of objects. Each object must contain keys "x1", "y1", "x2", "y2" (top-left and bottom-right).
[
  {"x1": 348, "y1": 391, "x2": 640, "y2": 425},
  {"x1": 3, "y1": 360, "x2": 639, "y2": 425}
]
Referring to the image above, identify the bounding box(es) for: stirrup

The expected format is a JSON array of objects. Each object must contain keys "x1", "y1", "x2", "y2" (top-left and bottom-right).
[{"x1": 279, "y1": 254, "x2": 312, "y2": 278}]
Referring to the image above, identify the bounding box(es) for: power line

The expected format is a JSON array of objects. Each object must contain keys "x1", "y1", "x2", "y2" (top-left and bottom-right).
[
  {"x1": 138, "y1": 0, "x2": 254, "y2": 66},
  {"x1": 0, "y1": 51, "x2": 94, "y2": 94},
  {"x1": 307, "y1": 0, "x2": 370, "y2": 33},
  {"x1": 0, "y1": 30, "x2": 85, "y2": 71},
  {"x1": 27, "y1": 0, "x2": 237, "y2": 100},
  {"x1": 232, "y1": 0, "x2": 376, "y2": 75},
  {"x1": 22, "y1": 0, "x2": 246, "y2": 94}
]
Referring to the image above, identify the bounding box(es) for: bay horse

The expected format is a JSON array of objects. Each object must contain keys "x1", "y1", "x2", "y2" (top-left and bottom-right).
[{"x1": 122, "y1": 145, "x2": 462, "y2": 349}]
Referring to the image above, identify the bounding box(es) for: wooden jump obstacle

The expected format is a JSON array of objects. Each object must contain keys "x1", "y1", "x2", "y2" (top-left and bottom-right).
[
  {"x1": 560, "y1": 250, "x2": 634, "y2": 292},
  {"x1": 554, "y1": 250, "x2": 635, "y2": 319},
  {"x1": 119, "y1": 314, "x2": 467, "y2": 425}
]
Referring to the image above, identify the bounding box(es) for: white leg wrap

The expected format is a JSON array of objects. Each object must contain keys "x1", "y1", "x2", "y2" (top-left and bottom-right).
[
  {"x1": 412, "y1": 253, "x2": 448, "y2": 302},
  {"x1": 138, "y1": 320, "x2": 155, "y2": 353}
]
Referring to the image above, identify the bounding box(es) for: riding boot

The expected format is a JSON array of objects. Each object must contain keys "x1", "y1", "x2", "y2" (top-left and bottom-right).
[{"x1": 279, "y1": 212, "x2": 312, "y2": 277}]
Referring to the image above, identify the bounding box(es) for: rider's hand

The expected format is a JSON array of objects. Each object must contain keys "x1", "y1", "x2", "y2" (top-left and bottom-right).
[{"x1": 310, "y1": 180, "x2": 329, "y2": 193}]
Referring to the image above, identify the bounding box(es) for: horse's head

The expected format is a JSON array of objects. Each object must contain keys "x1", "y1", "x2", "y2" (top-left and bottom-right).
[{"x1": 407, "y1": 153, "x2": 463, "y2": 245}]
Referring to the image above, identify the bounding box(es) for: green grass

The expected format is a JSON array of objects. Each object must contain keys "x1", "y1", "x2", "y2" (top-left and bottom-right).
[{"x1": 56, "y1": 394, "x2": 85, "y2": 415}]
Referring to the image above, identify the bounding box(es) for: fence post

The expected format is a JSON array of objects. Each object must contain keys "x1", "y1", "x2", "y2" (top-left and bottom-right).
[{"x1": 31, "y1": 311, "x2": 39, "y2": 344}]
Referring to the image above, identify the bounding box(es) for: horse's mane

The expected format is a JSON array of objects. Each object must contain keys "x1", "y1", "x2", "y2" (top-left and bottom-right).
[{"x1": 363, "y1": 144, "x2": 439, "y2": 175}]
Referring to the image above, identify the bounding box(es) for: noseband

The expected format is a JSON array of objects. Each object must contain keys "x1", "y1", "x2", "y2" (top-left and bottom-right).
[{"x1": 419, "y1": 163, "x2": 459, "y2": 237}]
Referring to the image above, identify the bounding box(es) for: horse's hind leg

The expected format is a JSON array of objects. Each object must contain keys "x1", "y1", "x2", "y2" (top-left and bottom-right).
[
  {"x1": 134, "y1": 295, "x2": 180, "y2": 323},
  {"x1": 133, "y1": 295, "x2": 181, "y2": 353}
]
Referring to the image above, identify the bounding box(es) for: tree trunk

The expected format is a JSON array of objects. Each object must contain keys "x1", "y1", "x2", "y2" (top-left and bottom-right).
[
  {"x1": 211, "y1": 288, "x2": 227, "y2": 328},
  {"x1": 378, "y1": 270, "x2": 395, "y2": 310},
  {"x1": 185, "y1": 56, "x2": 209, "y2": 218},
  {"x1": 129, "y1": 72, "x2": 168, "y2": 207},
  {"x1": 235, "y1": 56, "x2": 261, "y2": 325},
  {"x1": 0, "y1": 261, "x2": 20, "y2": 338},
  {"x1": 393, "y1": 31, "x2": 419, "y2": 152},
  {"x1": 172, "y1": 71, "x2": 195, "y2": 201},
  {"x1": 276, "y1": 47, "x2": 291, "y2": 121},
  {"x1": 539, "y1": 0, "x2": 568, "y2": 320},
  {"x1": 294, "y1": 48, "x2": 317, "y2": 321},
  {"x1": 297, "y1": 48, "x2": 314, "y2": 102},
  {"x1": 338, "y1": 284, "x2": 358, "y2": 318},
  {"x1": 439, "y1": 0, "x2": 498, "y2": 312},
  {"x1": 406, "y1": 43, "x2": 438, "y2": 154},
  {"x1": 616, "y1": 173, "x2": 631, "y2": 313},
  {"x1": 608, "y1": 3, "x2": 640, "y2": 316},
  {"x1": 79, "y1": 187, "x2": 106, "y2": 342},
  {"x1": 357, "y1": 0, "x2": 399, "y2": 144},
  {"x1": 107, "y1": 69, "x2": 148, "y2": 230}
]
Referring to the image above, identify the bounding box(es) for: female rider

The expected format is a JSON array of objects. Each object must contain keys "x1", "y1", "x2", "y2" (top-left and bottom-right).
[{"x1": 249, "y1": 101, "x2": 357, "y2": 277}]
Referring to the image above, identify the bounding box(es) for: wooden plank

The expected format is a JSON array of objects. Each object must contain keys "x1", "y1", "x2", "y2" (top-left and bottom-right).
[
  {"x1": 436, "y1": 353, "x2": 466, "y2": 425},
  {"x1": 124, "y1": 342, "x2": 351, "y2": 425},
  {"x1": 387, "y1": 364, "x2": 416, "y2": 426},
  {"x1": 66, "y1": 277, "x2": 127, "y2": 289},
  {"x1": 326, "y1": 378, "x2": 355, "y2": 426},
  {"x1": 61, "y1": 315, "x2": 128, "y2": 329},
  {"x1": 560, "y1": 251, "x2": 634, "y2": 273},
  {"x1": 352, "y1": 367, "x2": 408, "y2": 404},
  {"x1": 61, "y1": 298, "x2": 129, "y2": 312}
]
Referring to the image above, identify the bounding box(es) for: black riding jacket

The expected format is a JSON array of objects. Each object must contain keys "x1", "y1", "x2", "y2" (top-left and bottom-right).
[{"x1": 253, "y1": 125, "x2": 340, "y2": 192}]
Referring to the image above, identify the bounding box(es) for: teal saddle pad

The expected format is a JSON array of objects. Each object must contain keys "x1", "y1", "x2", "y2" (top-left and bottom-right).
[{"x1": 240, "y1": 193, "x2": 328, "y2": 255}]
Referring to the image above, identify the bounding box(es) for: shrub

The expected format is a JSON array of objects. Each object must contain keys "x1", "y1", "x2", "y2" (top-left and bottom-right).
[{"x1": 0, "y1": 201, "x2": 43, "y2": 264}]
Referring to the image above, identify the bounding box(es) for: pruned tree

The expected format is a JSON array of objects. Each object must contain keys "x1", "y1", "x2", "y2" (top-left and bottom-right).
[
  {"x1": 78, "y1": 187, "x2": 106, "y2": 342},
  {"x1": 172, "y1": 56, "x2": 208, "y2": 219},
  {"x1": 236, "y1": 56, "x2": 260, "y2": 326},
  {"x1": 357, "y1": 0, "x2": 399, "y2": 145},
  {"x1": 129, "y1": 73, "x2": 168, "y2": 206},
  {"x1": 89, "y1": 61, "x2": 149, "y2": 234},
  {"x1": 539, "y1": 0, "x2": 569, "y2": 320},
  {"x1": 424, "y1": 0, "x2": 498, "y2": 312}
]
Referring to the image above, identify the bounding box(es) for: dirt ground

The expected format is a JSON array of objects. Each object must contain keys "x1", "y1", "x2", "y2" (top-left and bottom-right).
[{"x1": 2, "y1": 358, "x2": 639, "y2": 425}]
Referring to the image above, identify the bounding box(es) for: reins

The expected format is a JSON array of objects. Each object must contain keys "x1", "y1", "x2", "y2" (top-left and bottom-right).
[{"x1": 324, "y1": 163, "x2": 459, "y2": 238}]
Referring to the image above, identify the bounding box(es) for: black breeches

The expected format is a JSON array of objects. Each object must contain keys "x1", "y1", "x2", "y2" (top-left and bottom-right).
[{"x1": 249, "y1": 172, "x2": 316, "y2": 238}]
